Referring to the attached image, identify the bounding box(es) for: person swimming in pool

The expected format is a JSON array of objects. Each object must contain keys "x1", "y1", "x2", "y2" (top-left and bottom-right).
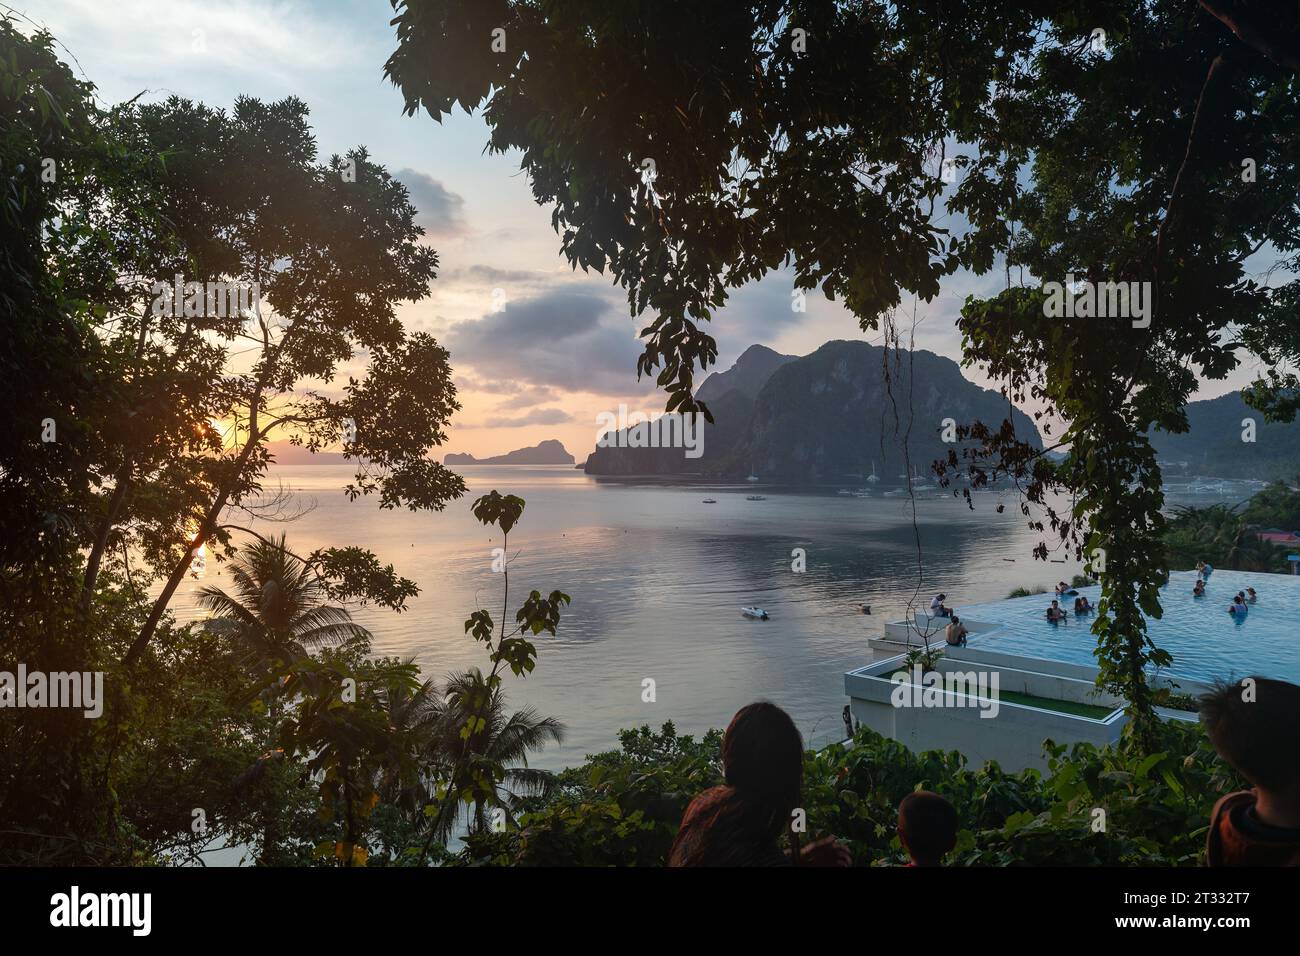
[
  {"x1": 1247, "y1": 587, "x2": 1257, "y2": 604},
  {"x1": 1197, "y1": 560, "x2": 1214, "y2": 579},
  {"x1": 1046, "y1": 600, "x2": 1067, "y2": 622},
  {"x1": 1193, "y1": 579, "x2": 1206, "y2": 598},
  {"x1": 1054, "y1": 581, "x2": 1079, "y2": 597},
  {"x1": 1073, "y1": 595, "x2": 1093, "y2": 613},
  {"x1": 1229, "y1": 595, "x2": 1248, "y2": 617}
]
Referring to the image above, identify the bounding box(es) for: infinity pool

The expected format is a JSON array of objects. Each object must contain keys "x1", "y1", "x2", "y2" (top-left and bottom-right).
[{"x1": 955, "y1": 570, "x2": 1300, "y2": 685}]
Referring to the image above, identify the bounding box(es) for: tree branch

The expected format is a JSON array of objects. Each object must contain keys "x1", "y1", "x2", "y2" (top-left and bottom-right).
[{"x1": 1199, "y1": 0, "x2": 1300, "y2": 72}]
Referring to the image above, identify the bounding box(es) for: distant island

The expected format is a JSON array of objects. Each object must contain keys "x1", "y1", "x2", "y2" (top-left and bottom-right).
[
  {"x1": 445, "y1": 439, "x2": 575, "y2": 465},
  {"x1": 584, "y1": 340, "x2": 1041, "y2": 482}
]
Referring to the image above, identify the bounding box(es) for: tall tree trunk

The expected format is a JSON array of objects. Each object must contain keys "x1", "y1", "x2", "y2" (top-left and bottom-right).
[
  {"x1": 79, "y1": 465, "x2": 131, "y2": 614},
  {"x1": 123, "y1": 425, "x2": 265, "y2": 667}
]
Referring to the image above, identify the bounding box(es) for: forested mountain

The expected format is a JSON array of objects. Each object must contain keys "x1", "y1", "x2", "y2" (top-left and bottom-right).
[{"x1": 585, "y1": 340, "x2": 1041, "y2": 481}]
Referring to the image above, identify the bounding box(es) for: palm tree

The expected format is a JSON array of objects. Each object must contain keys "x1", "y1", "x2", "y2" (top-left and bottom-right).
[
  {"x1": 372, "y1": 673, "x2": 443, "y2": 816},
  {"x1": 196, "y1": 534, "x2": 371, "y2": 676},
  {"x1": 425, "y1": 667, "x2": 565, "y2": 841},
  {"x1": 196, "y1": 534, "x2": 373, "y2": 864},
  {"x1": 1165, "y1": 504, "x2": 1289, "y2": 572}
]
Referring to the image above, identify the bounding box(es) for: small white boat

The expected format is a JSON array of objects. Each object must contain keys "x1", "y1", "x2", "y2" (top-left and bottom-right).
[
  {"x1": 746, "y1": 494, "x2": 766, "y2": 501},
  {"x1": 741, "y1": 606, "x2": 770, "y2": 620},
  {"x1": 702, "y1": 498, "x2": 717, "y2": 504}
]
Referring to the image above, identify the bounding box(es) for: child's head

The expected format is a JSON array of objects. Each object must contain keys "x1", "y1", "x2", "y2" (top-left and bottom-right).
[
  {"x1": 1200, "y1": 678, "x2": 1300, "y2": 797},
  {"x1": 897, "y1": 790, "x2": 958, "y2": 866}
]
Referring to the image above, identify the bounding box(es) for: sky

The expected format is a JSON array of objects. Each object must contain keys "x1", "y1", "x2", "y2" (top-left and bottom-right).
[{"x1": 15, "y1": 0, "x2": 1264, "y2": 461}]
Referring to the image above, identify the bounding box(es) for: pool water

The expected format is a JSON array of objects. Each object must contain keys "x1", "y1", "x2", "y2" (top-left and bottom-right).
[{"x1": 954, "y1": 570, "x2": 1300, "y2": 685}]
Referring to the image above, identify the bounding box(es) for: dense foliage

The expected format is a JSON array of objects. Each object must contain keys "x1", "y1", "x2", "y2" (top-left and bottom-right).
[
  {"x1": 449, "y1": 719, "x2": 1243, "y2": 867},
  {"x1": 0, "y1": 20, "x2": 569, "y2": 865},
  {"x1": 1163, "y1": 480, "x2": 1300, "y2": 572}
]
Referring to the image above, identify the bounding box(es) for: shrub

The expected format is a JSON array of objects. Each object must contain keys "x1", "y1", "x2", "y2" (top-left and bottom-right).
[
  {"x1": 450, "y1": 717, "x2": 1243, "y2": 867},
  {"x1": 1006, "y1": 585, "x2": 1048, "y2": 599}
]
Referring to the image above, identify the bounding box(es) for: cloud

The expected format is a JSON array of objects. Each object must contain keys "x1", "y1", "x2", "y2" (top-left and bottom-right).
[
  {"x1": 709, "y1": 271, "x2": 811, "y2": 346},
  {"x1": 445, "y1": 265, "x2": 541, "y2": 286},
  {"x1": 453, "y1": 379, "x2": 568, "y2": 413},
  {"x1": 32, "y1": 0, "x2": 363, "y2": 79},
  {"x1": 478, "y1": 407, "x2": 574, "y2": 428},
  {"x1": 394, "y1": 168, "x2": 467, "y2": 236},
  {"x1": 493, "y1": 386, "x2": 559, "y2": 409},
  {"x1": 445, "y1": 289, "x2": 648, "y2": 394}
]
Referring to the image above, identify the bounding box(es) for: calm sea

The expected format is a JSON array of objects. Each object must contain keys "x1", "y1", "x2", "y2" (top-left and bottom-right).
[{"x1": 170, "y1": 464, "x2": 1239, "y2": 769}]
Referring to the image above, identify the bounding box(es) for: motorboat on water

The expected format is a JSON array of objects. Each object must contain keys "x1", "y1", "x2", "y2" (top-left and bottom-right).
[
  {"x1": 746, "y1": 494, "x2": 766, "y2": 501},
  {"x1": 741, "y1": 606, "x2": 770, "y2": 620},
  {"x1": 702, "y1": 498, "x2": 717, "y2": 503}
]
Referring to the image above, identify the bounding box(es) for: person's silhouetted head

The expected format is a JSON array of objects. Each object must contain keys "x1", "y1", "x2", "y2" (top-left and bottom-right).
[
  {"x1": 1201, "y1": 678, "x2": 1300, "y2": 796},
  {"x1": 668, "y1": 702, "x2": 804, "y2": 866},
  {"x1": 721, "y1": 701, "x2": 803, "y2": 808},
  {"x1": 898, "y1": 791, "x2": 958, "y2": 866}
]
